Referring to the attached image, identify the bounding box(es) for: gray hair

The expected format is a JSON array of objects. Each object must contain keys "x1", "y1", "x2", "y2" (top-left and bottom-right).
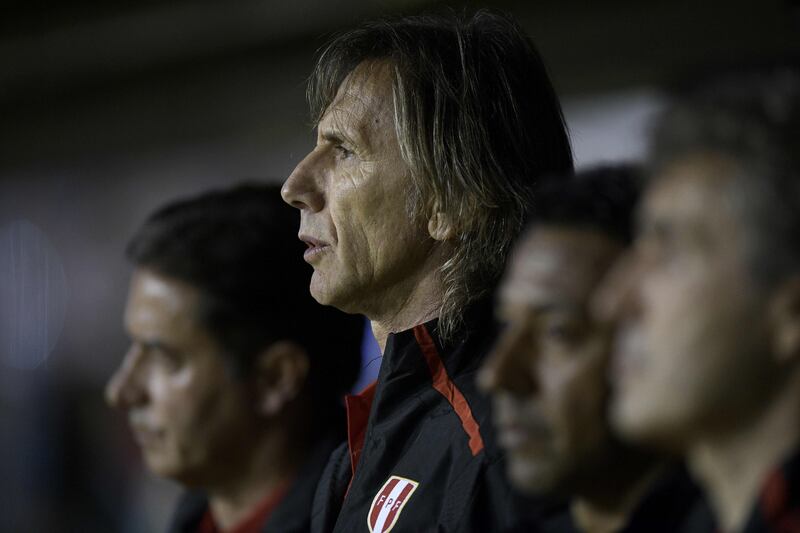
[
  {"x1": 649, "y1": 66, "x2": 800, "y2": 287},
  {"x1": 308, "y1": 10, "x2": 573, "y2": 340}
]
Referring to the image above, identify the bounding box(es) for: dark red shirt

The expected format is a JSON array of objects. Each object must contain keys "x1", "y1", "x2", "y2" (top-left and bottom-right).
[
  {"x1": 741, "y1": 448, "x2": 800, "y2": 533},
  {"x1": 197, "y1": 479, "x2": 291, "y2": 533}
]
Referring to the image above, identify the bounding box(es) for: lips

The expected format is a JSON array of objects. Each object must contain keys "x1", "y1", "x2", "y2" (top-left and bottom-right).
[
  {"x1": 493, "y1": 400, "x2": 552, "y2": 453},
  {"x1": 299, "y1": 234, "x2": 331, "y2": 262},
  {"x1": 129, "y1": 419, "x2": 162, "y2": 449},
  {"x1": 497, "y1": 422, "x2": 533, "y2": 450},
  {"x1": 497, "y1": 420, "x2": 552, "y2": 452}
]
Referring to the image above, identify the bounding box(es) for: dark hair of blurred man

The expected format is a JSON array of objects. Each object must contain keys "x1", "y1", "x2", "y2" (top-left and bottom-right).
[
  {"x1": 281, "y1": 9, "x2": 573, "y2": 532},
  {"x1": 105, "y1": 184, "x2": 363, "y2": 533},
  {"x1": 480, "y1": 166, "x2": 701, "y2": 533},
  {"x1": 597, "y1": 67, "x2": 800, "y2": 532}
]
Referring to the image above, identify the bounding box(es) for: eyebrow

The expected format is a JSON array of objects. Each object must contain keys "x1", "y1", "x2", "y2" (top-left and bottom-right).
[
  {"x1": 131, "y1": 338, "x2": 175, "y2": 354},
  {"x1": 319, "y1": 106, "x2": 371, "y2": 149},
  {"x1": 319, "y1": 130, "x2": 352, "y2": 146}
]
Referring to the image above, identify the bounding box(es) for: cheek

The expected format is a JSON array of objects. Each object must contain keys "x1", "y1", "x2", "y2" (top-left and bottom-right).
[
  {"x1": 543, "y1": 359, "x2": 607, "y2": 448},
  {"x1": 566, "y1": 369, "x2": 608, "y2": 446},
  {"x1": 646, "y1": 264, "x2": 747, "y2": 366},
  {"x1": 330, "y1": 164, "x2": 385, "y2": 216},
  {"x1": 636, "y1": 265, "x2": 758, "y2": 423},
  {"x1": 329, "y1": 172, "x2": 384, "y2": 247},
  {"x1": 642, "y1": 267, "x2": 712, "y2": 371},
  {"x1": 331, "y1": 184, "x2": 421, "y2": 269},
  {"x1": 156, "y1": 371, "x2": 216, "y2": 443}
]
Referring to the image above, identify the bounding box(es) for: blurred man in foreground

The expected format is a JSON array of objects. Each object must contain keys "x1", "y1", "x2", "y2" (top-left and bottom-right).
[
  {"x1": 106, "y1": 185, "x2": 363, "y2": 533},
  {"x1": 281, "y1": 9, "x2": 573, "y2": 532},
  {"x1": 480, "y1": 167, "x2": 700, "y2": 532},
  {"x1": 597, "y1": 70, "x2": 800, "y2": 532}
]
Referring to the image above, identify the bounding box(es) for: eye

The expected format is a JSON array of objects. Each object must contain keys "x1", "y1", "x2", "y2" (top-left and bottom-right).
[
  {"x1": 545, "y1": 322, "x2": 572, "y2": 340},
  {"x1": 542, "y1": 317, "x2": 586, "y2": 348},
  {"x1": 334, "y1": 144, "x2": 354, "y2": 160},
  {"x1": 148, "y1": 345, "x2": 183, "y2": 372},
  {"x1": 639, "y1": 219, "x2": 678, "y2": 263}
]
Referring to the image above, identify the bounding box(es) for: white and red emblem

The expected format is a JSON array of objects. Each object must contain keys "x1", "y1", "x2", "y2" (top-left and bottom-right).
[{"x1": 367, "y1": 475, "x2": 419, "y2": 533}]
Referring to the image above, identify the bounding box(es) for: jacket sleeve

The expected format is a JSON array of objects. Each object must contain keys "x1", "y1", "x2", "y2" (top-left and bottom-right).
[
  {"x1": 448, "y1": 451, "x2": 549, "y2": 533},
  {"x1": 310, "y1": 442, "x2": 351, "y2": 533}
]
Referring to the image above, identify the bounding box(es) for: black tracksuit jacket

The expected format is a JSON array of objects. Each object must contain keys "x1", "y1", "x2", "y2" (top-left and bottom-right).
[{"x1": 311, "y1": 301, "x2": 529, "y2": 533}]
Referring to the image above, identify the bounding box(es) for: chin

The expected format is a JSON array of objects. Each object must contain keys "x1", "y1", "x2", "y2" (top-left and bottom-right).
[
  {"x1": 308, "y1": 270, "x2": 326, "y2": 300},
  {"x1": 507, "y1": 455, "x2": 561, "y2": 496},
  {"x1": 610, "y1": 396, "x2": 681, "y2": 451},
  {"x1": 308, "y1": 283, "x2": 329, "y2": 305},
  {"x1": 309, "y1": 273, "x2": 367, "y2": 315},
  {"x1": 610, "y1": 391, "x2": 645, "y2": 437},
  {"x1": 142, "y1": 451, "x2": 190, "y2": 483},
  {"x1": 309, "y1": 271, "x2": 343, "y2": 307},
  {"x1": 143, "y1": 453, "x2": 176, "y2": 478}
]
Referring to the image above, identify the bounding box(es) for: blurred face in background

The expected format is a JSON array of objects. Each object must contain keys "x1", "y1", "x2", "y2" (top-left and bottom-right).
[
  {"x1": 106, "y1": 269, "x2": 259, "y2": 486},
  {"x1": 281, "y1": 61, "x2": 437, "y2": 316},
  {"x1": 480, "y1": 227, "x2": 623, "y2": 494},
  {"x1": 598, "y1": 153, "x2": 776, "y2": 449}
]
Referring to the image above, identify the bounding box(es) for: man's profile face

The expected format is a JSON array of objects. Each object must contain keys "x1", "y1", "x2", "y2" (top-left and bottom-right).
[
  {"x1": 480, "y1": 227, "x2": 622, "y2": 495},
  {"x1": 105, "y1": 269, "x2": 258, "y2": 486},
  {"x1": 281, "y1": 61, "x2": 435, "y2": 315},
  {"x1": 601, "y1": 154, "x2": 773, "y2": 448}
]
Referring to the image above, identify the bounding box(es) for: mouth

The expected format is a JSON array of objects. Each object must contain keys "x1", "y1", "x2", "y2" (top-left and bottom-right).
[
  {"x1": 130, "y1": 421, "x2": 162, "y2": 449},
  {"x1": 299, "y1": 234, "x2": 331, "y2": 262},
  {"x1": 496, "y1": 419, "x2": 551, "y2": 453}
]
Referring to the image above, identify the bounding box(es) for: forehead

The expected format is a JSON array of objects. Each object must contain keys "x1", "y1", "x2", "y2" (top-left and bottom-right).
[
  {"x1": 320, "y1": 61, "x2": 396, "y2": 140},
  {"x1": 125, "y1": 269, "x2": 202, "y2": 333},
  {"x1": 644, "y1": 153, "x2": 742, "y2": 232},
  {"x1": 500, "y1": 227, "x2": 622, "y2": 308}
]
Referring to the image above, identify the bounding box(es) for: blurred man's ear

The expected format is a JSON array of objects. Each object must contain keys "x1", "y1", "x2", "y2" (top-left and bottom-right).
[
  {"x1": 769, "y1": 275, "x2": 800, "y2": 364},
  {"x1": 253, "y1": 341, "x2": 310, "y2": 417}
]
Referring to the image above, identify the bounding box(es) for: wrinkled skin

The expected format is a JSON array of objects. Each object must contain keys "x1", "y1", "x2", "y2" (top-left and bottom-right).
[{"x1": 281, "y1": 61, "x2": 440, "y2": 320}]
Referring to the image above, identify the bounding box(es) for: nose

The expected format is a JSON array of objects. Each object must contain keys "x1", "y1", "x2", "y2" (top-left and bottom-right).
[
  {"x1": 105, "y1": 345, "x2": 148, "y2": 409},
  {"x1": 281, "y1": 149, "x2": 325, "y2": 213},
  {"x1": 479, "y1": 320, "x2": 539, "y2": 396},
  {"x1": 592, "y1": 251, "x2": 642, "y2": 325}
]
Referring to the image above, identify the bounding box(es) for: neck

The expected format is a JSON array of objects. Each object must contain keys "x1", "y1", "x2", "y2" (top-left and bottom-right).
[
  {"x1": 688, "y1": 374, "x2": 800, "y2": 532},
  {"x1": 206, "y1": 428, "x2": 301, "y2": 531},
  {"x1": 368, "y1": 265, "x2": 444, "y2": 353},
  {"x1": 370, "y1": 304, "x2": 440, "y2": 353},
  {"x1": 572, "y1": 452, "x2": 663, "y2": 533}
]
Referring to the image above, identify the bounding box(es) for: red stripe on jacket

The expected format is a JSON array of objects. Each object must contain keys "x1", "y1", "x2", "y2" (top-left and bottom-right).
[{"x1": 413, "y1": 324, "x2": 485, "y2": 456}]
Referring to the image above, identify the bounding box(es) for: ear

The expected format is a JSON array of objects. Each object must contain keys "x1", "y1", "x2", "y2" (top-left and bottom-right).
[
  {"x1": 252, "y1": 341, "x2": 310, "y2": 417},
  {"x1": 427, "y1": 212, "x2": 455, "y2": 242},
  {"x1": 768, "y1": 275, "x2": 800, "y2": 364}
]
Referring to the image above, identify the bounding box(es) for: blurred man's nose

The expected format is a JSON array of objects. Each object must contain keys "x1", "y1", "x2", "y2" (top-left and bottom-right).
[
  {"x1": 105, "y1": 346, "x2": 147, "y2": 409},
  {"x1": 281, "y1": 150, "x2": 325, "y2": 213},
  {"x1": 479, "y1": 320, "x2": 539, "y2": 396}
]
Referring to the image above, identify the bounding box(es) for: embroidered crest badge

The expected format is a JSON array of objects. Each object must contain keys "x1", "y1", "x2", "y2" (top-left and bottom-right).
[{"x1": 367, "y1": 475, "x2": 419, "y2": 533}]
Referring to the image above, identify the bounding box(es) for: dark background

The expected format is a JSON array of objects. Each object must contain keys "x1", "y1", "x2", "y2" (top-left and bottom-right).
[{"x1": 1, "y1": 1, "x2": 798, "y2": 531}]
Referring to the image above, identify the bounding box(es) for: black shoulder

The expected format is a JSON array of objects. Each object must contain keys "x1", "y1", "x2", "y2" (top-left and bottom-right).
[{"x1": 309, "y1": 441, "x2": 351, "y2": 533}]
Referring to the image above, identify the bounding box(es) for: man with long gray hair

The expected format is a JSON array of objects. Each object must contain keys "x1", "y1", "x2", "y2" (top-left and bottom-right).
[{"x1": 281, "y1": 10, "x2": 573, "y2": 532}]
